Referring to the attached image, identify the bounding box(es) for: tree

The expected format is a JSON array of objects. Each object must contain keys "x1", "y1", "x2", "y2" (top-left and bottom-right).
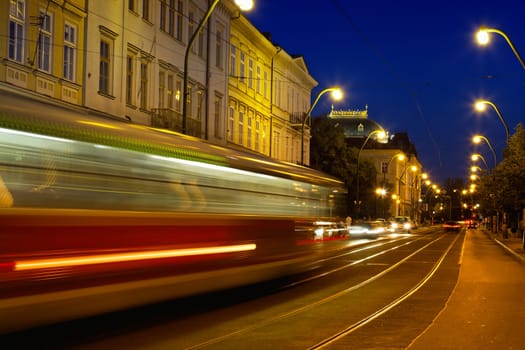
[
  {"x1": 309, "y1": 117, "x2": 378, "y2": 217},
  {"x1": 478, "y1": 123, "x2": 525, "y2": 231}
]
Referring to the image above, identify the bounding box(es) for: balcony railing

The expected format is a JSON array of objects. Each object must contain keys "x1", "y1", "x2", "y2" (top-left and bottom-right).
[
  {"x1": 290, "y1": 112, "x2": 306, "y2": 129},
  {"x1": 151, "y1": 108, "x2": 202, "y2": 138}
]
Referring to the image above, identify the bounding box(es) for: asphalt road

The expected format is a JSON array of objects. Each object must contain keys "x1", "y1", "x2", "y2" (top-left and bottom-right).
[
  {"x1": 5, "y1": 228, "x2": 525, "y2": 349},
  {"x1": 408, "y1": 228, "x2": 525, "y2": 349}
]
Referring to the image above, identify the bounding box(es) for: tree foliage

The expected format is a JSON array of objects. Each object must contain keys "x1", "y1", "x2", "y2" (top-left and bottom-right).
[
  {"x1": 478, "y1": 123, "x2": 525, "y2": 227},
  {"x1": 309, "y1": 117, "x2": 378, "y2": 217}
]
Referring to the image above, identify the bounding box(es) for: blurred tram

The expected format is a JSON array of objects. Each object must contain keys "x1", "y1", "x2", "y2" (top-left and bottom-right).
[{"x1": 0, "y1": 90, "x2": 349, "y2": 333}]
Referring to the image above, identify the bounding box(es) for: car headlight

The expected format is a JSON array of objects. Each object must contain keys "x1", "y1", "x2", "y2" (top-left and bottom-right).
[
  {"x1": 403, "y1": 223, "x2": 411, "y2": 229},
  {"x1": 314, "y1": 227, "x2": 324, "y2": 238}
]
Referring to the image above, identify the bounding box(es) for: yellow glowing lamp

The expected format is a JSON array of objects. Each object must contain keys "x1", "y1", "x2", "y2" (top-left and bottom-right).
[
  {"x1": 235, "y1": 0, "x2": 254, "y2": 11},
  {"x1": 476, "y1": 28, "x2": 490, "y2": 45}
]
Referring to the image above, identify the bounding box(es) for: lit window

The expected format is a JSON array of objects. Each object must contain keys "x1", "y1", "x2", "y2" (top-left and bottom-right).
[
  {"x1": 37, "y1": 11, "x2": 52, "y2": 73},
  {"x1": 9, "y1": 0, "x2": 25, "y2": 63},
  {"x1": 63, "y1": 23, "x2": 76, "y2": 81},
  {"x1": 99, "y1": 39, "x2": 111, "y2": 94}
]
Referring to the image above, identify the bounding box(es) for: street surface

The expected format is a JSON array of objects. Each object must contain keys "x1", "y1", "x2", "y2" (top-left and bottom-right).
[
  {"x1": 408, "y1": 229, "x2": 525, "y2": 349},
  {"x1": 4, "y1": 227, "x2": 525, "y2": 349}
]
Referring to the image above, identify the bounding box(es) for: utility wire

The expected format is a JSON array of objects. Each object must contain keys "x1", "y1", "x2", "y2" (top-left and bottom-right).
[{"x1": 330, "y1": 0, "x2": 442, "y2": 169}]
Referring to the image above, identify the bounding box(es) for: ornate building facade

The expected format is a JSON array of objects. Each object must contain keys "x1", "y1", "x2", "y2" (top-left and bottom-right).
[
  {"x1": 328, "y1": 107, "x2": 423, "y2": 221},
  {"x1": 1, "y1": 1, "x2": 318, "y2": 166}
]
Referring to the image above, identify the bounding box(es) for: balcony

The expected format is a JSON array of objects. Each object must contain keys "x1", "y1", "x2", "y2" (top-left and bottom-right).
[
  {"x1": 290, "y1": 112, "x2": 306, "y2": 130},
  {"x1": 151, "y1": 108, "x2": 202, "y2": 138}
]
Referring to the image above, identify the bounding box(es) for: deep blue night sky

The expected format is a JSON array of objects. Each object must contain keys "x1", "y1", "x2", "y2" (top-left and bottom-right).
[{"x1": 246, "y1": 0, "x2": 525, "y2": 184}]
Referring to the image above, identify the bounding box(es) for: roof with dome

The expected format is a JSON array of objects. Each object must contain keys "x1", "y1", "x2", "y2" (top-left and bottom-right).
[{"x1": 327, "y1": 105, "x2": 387, "y2": 141}]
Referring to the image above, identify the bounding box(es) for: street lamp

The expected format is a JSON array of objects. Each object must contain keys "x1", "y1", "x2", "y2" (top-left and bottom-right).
[
  {"x1": 355, "y1": 129, "x2": 386, "y2": 214},
  {"x1": 472, "y1": 134, "x2": 497, "y2": 167},
  {"x1": 471, "y1": 153, "x2": 489, "y2": 171},
  {"x1": 300, "y1": 87, "x2": 343, "y2": 165},
  {"x1": 476, "y1": 26, "x2": 525, "y2": 72},
  {"x1": 182, "y1": 0, "x2": 254, "y2": 135},
  {"x1": 474, "y1": 100, "x2": 510, "y2": 143}
]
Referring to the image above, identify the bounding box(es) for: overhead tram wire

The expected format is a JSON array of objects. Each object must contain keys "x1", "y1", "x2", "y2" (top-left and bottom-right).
[{"x1": 329, "y1": 0, "x2": 442, "y2": 169}]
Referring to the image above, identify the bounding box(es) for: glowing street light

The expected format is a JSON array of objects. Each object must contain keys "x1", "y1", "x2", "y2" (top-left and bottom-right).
[
  {"x1": 355, "y1": 129, "x2": 387, "y2": 213},
  {"x1": 474, "y1": 100, "x2": 510, "y2": 143},
  {"x1": 301, "y1": 87, "x2": 343, "y2": 165},
  {"x1": 472, "y1": 134, "x2": 497, "y2": 167},
  {"x1": 476, "y1": 26, "x2": 525, "y2": 72},
  {"x1": 182, "y1": 0, "x2": 254, "y2": 135},
  {"x1": 471, "y1": 153, "x2": 489, "y2": 171}
]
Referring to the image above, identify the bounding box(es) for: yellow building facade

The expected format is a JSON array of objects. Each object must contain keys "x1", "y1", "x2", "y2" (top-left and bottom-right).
[
  {"x1": 1, "y1": 0, "x2": 86, "y2": 105},
  {"x1": 229, "y1": 15, "x2": 317, "y2": 163}
]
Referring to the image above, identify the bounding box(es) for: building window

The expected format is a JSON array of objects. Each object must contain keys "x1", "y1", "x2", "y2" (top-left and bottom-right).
[
  {"x1": 9, "y1": 0, "x2": 25, "y2": 63},
  {"x1": 214, "y1": 93, "x2": 222, "y2": 138},
  {"x1": 255, "y1": 119, "x2": 260, "y2": 151},
  {"x1": 161, "y1": 0, "x2": 175, "y2": 36},
  {"x1": 99, "y1": 39, "x2": 111, "y2": 94},
  {"x1": 238, "y1": 109, "x2": 244, "y2": 145},
  {"x1": 197, "y1": 12, "x2": 205, "y2": 58},
  {"x1": 142, "y1": 0, "x2": 150, "y2": 21},
  {"x1": 126, "y1": 53, "x2": 134, "y2": 105},
  {"x1": 196, "y1": 90, "x2": 203, "y2": 121},
  {"x1": 215, "y1": 26, "x2": 223, "y2": 68},
  {"x1": 263, "y1": 71, "x2": 268, "y2": 99},
  {"x1": 381, "y1": 161, "x2": 388, "y2": 174},
  {"x1": 188, "y1": 8, "x2": 195, "y2": 52},
  {"x1": 230, "y1": 45, "x2": 236, "y2": 77},
  {"x1": 140, "y1": 61, "x2": 148, "y2": 109},
  {"x1": 37, "y1": 11, "x2": 52, "y2": 73},
  {"x1": 176, "y1": 0, "x2": 183, "y2": 41},
  {"x1": 63, "y1": 23, "x2": 76, "y2": 81},
  {"x1": 273, "y1": 130, "x2": 280, "y2": 158},
  {"x1": 262, "y1": 121, "x2": 267, "y2": 154},
  {"x1": 160, "y1": 0, "x2": 166, "y2": 31},
  {"x1": 167, "y1": 74, "x2": 174, "y2": 109},
  {"x1": 248, "y1": 58, "x2": 253, "y2": 89},
  {"x1": 247, "y1": 111, "x2": 253, "y2": 148},
  {"x1": 239, "y1": 51, "x2": 245, "y2": 83},
  {"x1": 228, "y1": 105, "x2": 235, "y2": 142},
  {"x1": 175, "y1": 79, "x2": 182, "y2": 112},
  {"x1": 187, "y1": 84, "x2": 193, "y2": 117},
  {"x1": 256, "y1": 65, "x2": 261, "y2": 94},
  {"x1": 128, "y1": 0, "x2": 136, "y2": 12},
  {"x1": 159, "y1": 71, "x2": 165, "y2": 108}
]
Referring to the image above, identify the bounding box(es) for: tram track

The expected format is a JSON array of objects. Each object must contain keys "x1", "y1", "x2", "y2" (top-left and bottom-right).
[
  {"x1": 4, "y1": 230, "x2": 462, "y2": 349},
  {"x1": 181, "y1": 231, "x2": 462, "y2": 350}
]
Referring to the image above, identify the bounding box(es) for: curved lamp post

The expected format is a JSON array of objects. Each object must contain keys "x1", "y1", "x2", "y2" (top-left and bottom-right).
[
  {"x1": 355, "y1": 129, "x2": 386, "y2": 214},
  {"x1": 471, "y1": 153, "x2": 489, "y2": 171},
  {"x1": 182, "y1": 0, "x2": 254, "y2": 134},
  {"x1": 476, "y1": 27, "x2": 525, "y2": 72},
  {"x1": 472, "y1": 134, "x2": 497, "y2": 167},
  {"x1": 474, "y1": 100, "x2": 510, "y2": 143},
  {"x1": 300, "y1": 87, "x2": 343, "y2": 165}
]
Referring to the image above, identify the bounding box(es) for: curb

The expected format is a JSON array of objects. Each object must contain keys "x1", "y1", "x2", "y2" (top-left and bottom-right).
[{"x1": 494, "y1": 238, "x2": 525, "y2": 264}]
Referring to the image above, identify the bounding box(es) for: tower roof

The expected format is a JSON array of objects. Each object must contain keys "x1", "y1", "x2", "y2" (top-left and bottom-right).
[{"x1": 327, "y1": 106, "x2": 387, "y2": 141}]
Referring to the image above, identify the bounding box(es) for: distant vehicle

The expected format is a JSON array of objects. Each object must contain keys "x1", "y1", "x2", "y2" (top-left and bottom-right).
[
  {"x1": 390, "y1": 216, "x2": 412, "y2": 233},
  {"x1": 443, "y1": 220, "x2": 462, "y2": 232},
  {"x1": 350, "y1": 221, "x2": 386, "y2": 237},
  {"x1": 375, "y1": 218, "x2": 389, "y2": 228},
  {"x1": 466, "y1": 219, "x2": 478, "y2": 229}
]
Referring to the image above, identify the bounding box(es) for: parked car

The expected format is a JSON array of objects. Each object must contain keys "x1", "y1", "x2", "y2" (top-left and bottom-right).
[{"x1": 442, "y1": 220, "x2": 462, "y2": 232}]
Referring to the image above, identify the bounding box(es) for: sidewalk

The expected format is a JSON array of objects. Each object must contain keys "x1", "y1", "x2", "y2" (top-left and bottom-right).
[{"x1": 483, "y1": 228, "x2": 525, "y2": 264}]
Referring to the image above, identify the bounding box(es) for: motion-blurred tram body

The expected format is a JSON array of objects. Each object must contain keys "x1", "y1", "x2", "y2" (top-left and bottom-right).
[{"x1": 0, "y1": 90, "x2": 347, "y2": 333}]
